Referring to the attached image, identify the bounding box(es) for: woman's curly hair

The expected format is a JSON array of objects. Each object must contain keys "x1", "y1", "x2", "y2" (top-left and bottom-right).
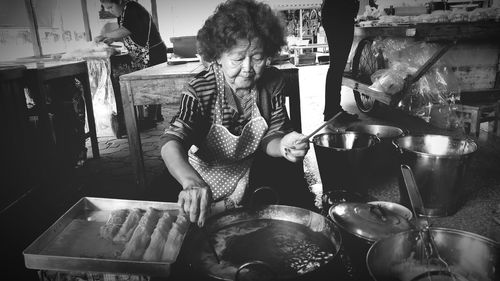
[{"x1": 197, "y1": 0, "x2": 286, "y2": 63}]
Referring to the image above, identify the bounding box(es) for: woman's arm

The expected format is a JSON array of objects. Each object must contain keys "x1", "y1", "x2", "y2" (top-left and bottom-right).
[
  {"x1": 95, "y1": 27, "x2": 131, "y2": 43},
  {"x1": 161, "y1": 140, "x2": 211, "y2": 227}
]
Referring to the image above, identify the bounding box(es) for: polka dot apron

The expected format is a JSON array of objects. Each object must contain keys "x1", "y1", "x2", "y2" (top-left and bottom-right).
[{"x1": 188, "y1": 64, "x2": 268, "y2": 204}]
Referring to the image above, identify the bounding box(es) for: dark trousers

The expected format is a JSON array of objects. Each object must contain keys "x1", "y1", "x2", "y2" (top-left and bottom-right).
[{"x1": 321, "y1": 0, "x2": 359, "y2": 120}]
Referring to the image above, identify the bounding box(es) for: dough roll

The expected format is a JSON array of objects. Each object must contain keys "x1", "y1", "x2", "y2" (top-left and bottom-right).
[
  {"x1": 99, "y1": 209, "x2": 129, "y2": 240},
  {"x1": 113, "y1": 208, "x2": 144, "y2": 243},
  {"x1": 121, "y1": 207, "x2": 161, "y2": 260},
  {"x1": 143, "y1": 211, "x2": 175, "y2": 261}
]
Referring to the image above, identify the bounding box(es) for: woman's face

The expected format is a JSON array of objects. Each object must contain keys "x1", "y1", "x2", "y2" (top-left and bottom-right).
[
  {"x1": 217, "y1": 38, "x2": 268, "y2": 92},
  {"x1": 101, "y1": 1, "x2": 123, "y2": 17}
]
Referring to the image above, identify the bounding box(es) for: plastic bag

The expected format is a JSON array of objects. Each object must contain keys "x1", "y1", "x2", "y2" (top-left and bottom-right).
[
  {"x1": 86, "y1": 58, "x2": 117, "y2": 137},
  {"x1": 371, "y1": 38, "x2": 462, "y2": 129}
]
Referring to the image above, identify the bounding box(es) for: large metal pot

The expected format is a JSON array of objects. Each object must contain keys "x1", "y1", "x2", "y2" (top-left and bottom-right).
[
  {"x1": 346, "y1": 124, "x2": 407, "y2": 179},
  {"x1": 394, "y1": 134, "x2": 478, "y2": 217},
  {"x1": 312, "y1": 132, "x2": 380, "y2": 193},
  {"x1": 329, "y1": 202, "x2": 412, "y2": 280},
  {"x1": 366, "y1": 227, "x2": 499, "y2": 281},
  {"x1": 182, "y1": 205, "x2": 344, "y2": 281}
]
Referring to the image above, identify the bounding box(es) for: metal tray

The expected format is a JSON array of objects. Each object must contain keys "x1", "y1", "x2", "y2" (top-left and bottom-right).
[{"x1": 23, "y1": 197, "x2": 187, "y2": 277}]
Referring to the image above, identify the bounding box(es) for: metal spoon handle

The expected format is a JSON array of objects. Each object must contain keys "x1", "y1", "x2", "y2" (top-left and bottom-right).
[
  {"x1": 400, "y1": 164, "x2": 426, "y2": 221},
  {"x1": 303, "y1": 111, "x2": 343, "y2": 141}
]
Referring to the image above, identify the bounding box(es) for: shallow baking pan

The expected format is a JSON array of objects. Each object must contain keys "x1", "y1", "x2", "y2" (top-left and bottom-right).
[{"x1": 23, "y1": 197, "x2": 185, "y2": 277}]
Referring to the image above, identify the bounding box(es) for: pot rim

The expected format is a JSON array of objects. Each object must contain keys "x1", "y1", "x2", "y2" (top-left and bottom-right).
[
  {"x1": 312, "y1": 131, "x2": 380, "y2": 151},
  {"x1": 346, "y1": 124, "x2": 407, "y2": 139},
  {"x1": 393, "y1": 134, "x2": 478, "y2": 158}
]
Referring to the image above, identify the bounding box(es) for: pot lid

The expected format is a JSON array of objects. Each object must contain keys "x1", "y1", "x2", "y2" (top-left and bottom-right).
[{"x1": 329, "y1": 202, "x2": 411, "y2": 242}]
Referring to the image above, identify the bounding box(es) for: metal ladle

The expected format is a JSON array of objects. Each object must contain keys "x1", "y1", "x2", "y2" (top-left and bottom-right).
[{"x1": 400, "y1": 165, "x2": 457, "y2": 281}]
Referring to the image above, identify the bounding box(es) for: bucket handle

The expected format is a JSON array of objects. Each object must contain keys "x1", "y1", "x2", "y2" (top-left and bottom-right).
[{"x1": 392, "y1": 139, "x2": 404, "y2": 154}]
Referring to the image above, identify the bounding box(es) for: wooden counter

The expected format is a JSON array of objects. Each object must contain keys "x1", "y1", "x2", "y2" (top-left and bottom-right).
[{"x1": 119, "y1": 61, "x2": 301, "y2": 189}]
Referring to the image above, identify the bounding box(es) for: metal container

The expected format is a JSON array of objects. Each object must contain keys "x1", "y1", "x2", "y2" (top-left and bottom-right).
[
  {"x1": 367, "y1": 228, "x2": 499, "y2": 281},
  {"x1": 312, "y1": 132, "x2": 380, "y2": 193},
  {"x1": 329, "y1": 202, "x2": 412, "y2": 280},
  {"x1": 394, "y1": 134, "x2": 478, "y2": 217},
  {"x1": 183, "y1": 205, "x2": 344, "y2": 281},
  {"x1": 346, "y1": 124, "x2": 407, "y2": 177},
  {"x1": 23, "y1": 197, "x2": 187, "y2": 277}
]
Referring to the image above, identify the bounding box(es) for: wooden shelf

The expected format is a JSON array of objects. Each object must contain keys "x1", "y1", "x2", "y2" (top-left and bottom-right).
[{"x1": 354, "y1": 21, "x2": 500, "y2": 42}]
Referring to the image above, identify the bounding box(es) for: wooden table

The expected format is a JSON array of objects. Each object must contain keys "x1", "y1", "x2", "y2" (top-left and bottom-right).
[
  {"x1": 22, "y1": 60, "x2": 100, "y2": 174},
  {"x1": 0, "y1": 65, "x2": 30, "y2": 211},
  {"x1": 119, "y1": 61, "x2": 301, "y2": 189}
]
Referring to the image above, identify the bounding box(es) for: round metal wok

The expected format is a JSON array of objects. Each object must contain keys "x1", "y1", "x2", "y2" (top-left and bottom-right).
[{"x1": 183, "y1": 205, "x2": 342, "y2": 281}]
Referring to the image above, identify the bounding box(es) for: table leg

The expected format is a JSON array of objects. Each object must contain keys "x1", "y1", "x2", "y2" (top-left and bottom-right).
[
  {"x1": 27, "y1": 73, "x2": 58, "y2": 181},
  {"x1": 120, "y1": 80, "x2": 146, "y2": 189},
  {"x1": 78, "y1": 73, "x2": 100, "y2": 159}
]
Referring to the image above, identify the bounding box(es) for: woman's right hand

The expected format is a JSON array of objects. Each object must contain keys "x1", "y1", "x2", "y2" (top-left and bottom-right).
[{"x1": 177, "y1": 181, "x2": 212, "y2": 227}]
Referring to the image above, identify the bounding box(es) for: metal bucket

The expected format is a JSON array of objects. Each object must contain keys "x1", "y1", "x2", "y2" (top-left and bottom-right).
[
  {"x1": 346, "y1": 124, "x2": 407, "y2": 177},
  {"x1": 312, "y1": 132, "x2": 380, "y2": 193},
  {"x1": 394, "y1": 134, "x2": 478, "y2": 217}
]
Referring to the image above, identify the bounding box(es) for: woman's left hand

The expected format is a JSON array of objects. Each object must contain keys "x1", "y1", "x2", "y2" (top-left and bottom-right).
[{"x1": 280, "y1": 131, "x2": 309, "y2": 162}]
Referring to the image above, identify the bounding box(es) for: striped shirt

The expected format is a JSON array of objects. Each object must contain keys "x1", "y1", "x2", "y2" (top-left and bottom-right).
[{"x1": 160, "y1": 65, "x2": 293, "y2": 149}]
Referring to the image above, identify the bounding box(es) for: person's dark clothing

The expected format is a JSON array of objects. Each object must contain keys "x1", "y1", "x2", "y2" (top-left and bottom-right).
[
  {"x1": 118, "y1": 0, "x2": 166, "y2": 67},
  {"x1": 321, "y1": 0, "x2": 359, "y2": 120}
]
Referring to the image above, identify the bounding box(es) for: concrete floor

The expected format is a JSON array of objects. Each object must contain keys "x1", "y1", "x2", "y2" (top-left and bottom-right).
[{"x1": 3, "y1": 65, "x2": 499, "y2": 280}]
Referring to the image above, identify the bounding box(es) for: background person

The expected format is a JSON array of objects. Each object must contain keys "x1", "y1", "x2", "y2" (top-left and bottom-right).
[
  {"x1": 321, "y1": 0, "x2": 360, "y2": 121},
  {"x1": 95, "y1": 0, "x2": 166, "y2": 126}
]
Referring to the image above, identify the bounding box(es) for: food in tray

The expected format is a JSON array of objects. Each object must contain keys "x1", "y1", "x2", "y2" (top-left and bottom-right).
[
  {"x1": 161, "y1": 213, "x2": 190, "y2": 261},
  {"x1": 121, "y1": 207, "x2": 162, "y2": 260},
  {"x1": 143, "y1": 212, "x2": 175, "y2": 261},
  {"x1": 99, "y1": 209, "x2": 129, "y2": 240},
  {"x1": 113, "y1": 208, "x2": 144, "y2": 243}
]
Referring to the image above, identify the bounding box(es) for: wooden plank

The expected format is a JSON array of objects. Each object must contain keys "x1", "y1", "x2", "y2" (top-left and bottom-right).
[
  {"x1": 150, "y1": 0, "x2": 159, "y2": 29},
  {"x1": 415, "y1": 22, "x2": 500, "y2": 42},
  {"x1": 354, "y1": 26, "x2": 416, "y2": 38},
  {"x1": 461, "y1": 89, "x2": 500, "y2": 103},
  {"x1": 24, "y1": 0, "x2": 42, "y2": 57},
  {"x1": 120, "y1": 61, "x2": 205, "y2": 81},
  {"x1": 120, "y1": 80, "x2": 146, "y2": 189},
  {"x1": 129, "y1": 77, "x2": 189, "y2": 106},
  {"x1": 80, "y1": 0, "x2": 92, "y2": 41},
  {"x1": 342, "y1": 77, "x2": 393, "y2": 105}
]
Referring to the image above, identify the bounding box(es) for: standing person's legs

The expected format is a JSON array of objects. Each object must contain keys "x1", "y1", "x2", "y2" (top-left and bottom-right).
[{"x1": 321, "y1": 0, "x2": 358, "y2": 121}]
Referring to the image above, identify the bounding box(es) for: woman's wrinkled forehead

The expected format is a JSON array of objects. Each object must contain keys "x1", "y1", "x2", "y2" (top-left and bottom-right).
[{"x1": 226, "y1": 38, "x2": 263, "y2": 55}]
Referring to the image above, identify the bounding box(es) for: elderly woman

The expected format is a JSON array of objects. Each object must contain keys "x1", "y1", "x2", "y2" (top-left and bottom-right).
[
  {"x1": 95, "y1": 0, "x2": 165, "y2": 124},
  {"x1": 161, "y1": 0, "x2": 310, "y2": 227}
]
